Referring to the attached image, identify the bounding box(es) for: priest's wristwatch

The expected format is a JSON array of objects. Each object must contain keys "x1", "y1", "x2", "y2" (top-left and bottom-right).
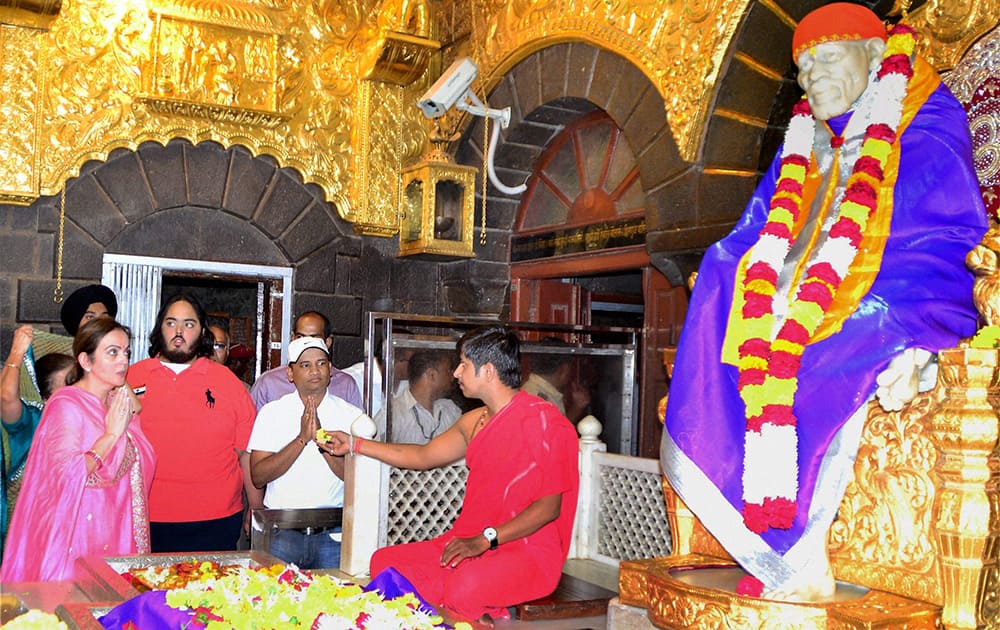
[{"x1": 482, "y1": 526, "x2": 499, "y2": 549}]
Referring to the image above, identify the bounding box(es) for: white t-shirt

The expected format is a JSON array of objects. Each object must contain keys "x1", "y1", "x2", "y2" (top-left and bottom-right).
[
  {"x1": 376, "y1": 385, "x2": 462, "y2": 444},
  {"x1": 342, "y1": 360, "x2": 408, "y2": 417},
  {"x1": 342, "y1": 360, "x2": 383, "y2": 416},
  {"x1": 248, "y1": 391, "x2": 363, "y2": 509}
]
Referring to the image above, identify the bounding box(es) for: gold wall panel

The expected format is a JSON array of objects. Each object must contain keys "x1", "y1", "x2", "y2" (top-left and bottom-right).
[
  {"x1": 0, "y1": 0, "x2": 376, "y2": 214},
  {"x1": 1, "y1": 0, "x2": 993, "y2": 232},
  {"x1": 0, "y1": 0, "x2": 754, "y2": 226},
  {"x1": 0, "y1": 23, "x2": 43, "y2": 203}
]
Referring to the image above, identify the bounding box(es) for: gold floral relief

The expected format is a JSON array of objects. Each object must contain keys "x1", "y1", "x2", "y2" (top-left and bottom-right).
[
  {"x1": 0, "y1": 24, "x2": 42, "y2": 203},
  {"x1": 828, "y1": 394, "x2": 942, "y2": 603},
  {"x1": 904, "y1": 0, "x2": 1000, "y2": 70},
  {"x1": 10, "y1": 0, "x2": 379, "y2": 211}
]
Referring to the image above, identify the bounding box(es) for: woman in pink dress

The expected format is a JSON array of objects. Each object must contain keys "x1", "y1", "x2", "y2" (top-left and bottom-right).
[{"x1": 1, "y1": 318, "x2": 156, "y2": 582}]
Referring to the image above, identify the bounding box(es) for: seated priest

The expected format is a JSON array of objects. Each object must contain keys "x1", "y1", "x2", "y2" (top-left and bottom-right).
[{"x1": 322, "y1": 326, "x2": 579, "y2": 625}]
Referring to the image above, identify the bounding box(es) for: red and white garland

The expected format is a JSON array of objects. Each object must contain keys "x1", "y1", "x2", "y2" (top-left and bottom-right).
[{"x1": 736, "y1": 24, "x2": 917, "y2": 535}]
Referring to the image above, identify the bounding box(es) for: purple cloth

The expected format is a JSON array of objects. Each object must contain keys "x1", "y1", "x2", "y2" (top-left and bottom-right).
[
  {"x1": 99, "y1": 590, "x2": 195, "y2": 629},
  {"x1": 364, "y1": 567, "x2": 439, "y2": 617},
  {"x1": 250, "y1": 365, "x2": 361, "y2": 411},
  {"x1": 662, "y1": 82, "x2": 987, "y2": 582}
]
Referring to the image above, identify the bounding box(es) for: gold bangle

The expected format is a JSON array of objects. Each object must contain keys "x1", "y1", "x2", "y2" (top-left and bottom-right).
[
  {"x1": 84, "y1": 449, "x2": 103, "y2": 469},
  {"x1": 5, "y1": 363, "x2": 20, "y2": 369}
]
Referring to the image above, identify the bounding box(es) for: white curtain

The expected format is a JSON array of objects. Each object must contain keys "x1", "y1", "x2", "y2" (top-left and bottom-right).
[{"x1": 102, "y1": 260, "x2": 162, "y2": 362}]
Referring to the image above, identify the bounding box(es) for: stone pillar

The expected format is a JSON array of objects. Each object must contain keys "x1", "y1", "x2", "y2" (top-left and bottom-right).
[
  {"x1": 571, "y1": 414, "x2": 606, "y2": 559},
  {"x1": 339, "y1": 414, "x2": 381, "y2": 576}
]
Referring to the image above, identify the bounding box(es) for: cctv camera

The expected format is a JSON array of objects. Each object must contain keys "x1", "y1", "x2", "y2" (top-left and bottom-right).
[{"x1": 417, "y1": 57, "x2": 478, "y2": 118}]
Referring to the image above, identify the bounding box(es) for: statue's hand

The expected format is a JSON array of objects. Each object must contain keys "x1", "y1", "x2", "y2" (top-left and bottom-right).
[{"x1": 875, "y1": 348, "x2": 932, "y2": 411}]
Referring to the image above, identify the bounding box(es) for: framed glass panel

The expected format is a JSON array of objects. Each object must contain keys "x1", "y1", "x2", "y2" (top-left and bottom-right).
[{"x1": 363, "y1": 313, "x2": 639, "y2": 455}]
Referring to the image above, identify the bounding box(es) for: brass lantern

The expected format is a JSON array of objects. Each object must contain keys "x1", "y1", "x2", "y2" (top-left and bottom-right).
[{"x1": 398, "y1": 127, "x2": 477, "y2": 259}]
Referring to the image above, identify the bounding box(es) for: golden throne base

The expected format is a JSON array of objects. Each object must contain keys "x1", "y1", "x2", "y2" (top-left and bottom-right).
[
  {"x1": 631, "y1": 346, "x2": 1000, "y2": 629},
  {"x1": 619, "y1": 556, "x2": 942, "y2": 629}
]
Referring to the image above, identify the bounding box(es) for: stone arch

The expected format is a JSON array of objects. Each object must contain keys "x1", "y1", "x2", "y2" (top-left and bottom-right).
[
  {"x1": 450, "y1": 41, "x2": 702, "y2": 301},
  {"x1": 16, "y1": 138, "x2": 366, "y2": 345},
  {"x1": 447, "y1": 2, "x2": 836, "y2": 294},
  {"x1": 458, "y1": 42, "x2": 688, "y2": 234}
]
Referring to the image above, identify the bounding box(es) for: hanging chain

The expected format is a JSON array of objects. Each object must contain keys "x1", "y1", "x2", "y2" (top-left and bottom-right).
[
  {"x1": 479, "y1": 103, "x2": 488, "y2": 246},
  {"x1": 54, "y1": 188, "x2": 66, "y2": 303}
]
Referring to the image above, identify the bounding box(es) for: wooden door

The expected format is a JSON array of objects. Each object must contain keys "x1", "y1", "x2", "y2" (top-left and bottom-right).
[
  {"x1": 510, "y1": 278, "x2": 591, "y2": 341},
  {"x1": 638, "y1": 267, "x2": 687, "y2": 458}
]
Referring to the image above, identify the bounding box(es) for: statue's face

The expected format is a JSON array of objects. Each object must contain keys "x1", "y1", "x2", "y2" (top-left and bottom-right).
[{"x1": 796, "y1": 39, "x2": 881, "y2": 121}]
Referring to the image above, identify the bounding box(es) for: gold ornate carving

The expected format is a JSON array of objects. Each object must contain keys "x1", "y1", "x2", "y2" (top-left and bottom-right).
[
  {"x1": 142, "y1": 10, "x2": 280, "y2": 113},
  {"x1": 623, "y1": 555, "x2": 943, "y2": 629},
  {"x1": 0, "y1": 0, "x2": 442, "y2": 235},
  {"x1": 360, "y1": 30, "x2": 439, "y2": 85},
  {"x1": 359, "y1": 0, "x2": 439, "y2": 85},
  {"x1": 8, "y1": 0, "x2": 989, "y2": 238},
  {"x1": 468, "y1": 0, "x2": 750, "y2": 162},
  {"x1": 348, "y1": 79, "x2": 427, "y2": 235},
  {"x1": 135, "y1": 96, "x2": 288, "y2": 127},
  {"x1": 0, "y1": 0, "x2": 756, "y2": 234},
  {"x1": 904, "y1": 0, "x2": 1000, "y2": 71},
  {"x1": 930, "y1": 347, "x2": 999, "y2": 630},
  {"x1": 828, "y1": 394, "x2": 941, "y2": 603},
  {"x1": 0, "y1": 0, "x2": 369, "y2": 209},
  {"x1": 0, "y1": 24, "x2": 42, "y2": 204},
  {"x1": 968, "y1": 227, "x2": 1000, "y2": 326}
]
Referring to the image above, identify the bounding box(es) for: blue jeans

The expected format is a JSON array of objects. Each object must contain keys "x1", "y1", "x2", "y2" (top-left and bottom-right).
[{"x1": 268, "y1": 527, "x2": 341, "y2": 570}]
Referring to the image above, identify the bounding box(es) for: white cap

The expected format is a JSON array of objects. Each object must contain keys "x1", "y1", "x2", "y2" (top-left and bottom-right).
[{"x1": 288, "y1": 337, "x2": 330, "y2": 362}]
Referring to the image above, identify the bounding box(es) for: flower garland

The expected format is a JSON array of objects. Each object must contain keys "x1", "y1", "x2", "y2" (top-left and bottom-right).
[
  {"x1": 2, "y1": 610, "x2": 69, "y2": 630},
  {"x1": 162, "y1": 564, "x2": 472, "y2": 629},
  {"x1": 736, "y1": 24, "x2": 917, "y2": 535}
]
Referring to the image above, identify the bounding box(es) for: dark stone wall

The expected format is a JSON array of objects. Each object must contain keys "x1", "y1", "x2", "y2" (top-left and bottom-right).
[{"x1": 0, "y1": 139, "x2": 470, "y2": 368}]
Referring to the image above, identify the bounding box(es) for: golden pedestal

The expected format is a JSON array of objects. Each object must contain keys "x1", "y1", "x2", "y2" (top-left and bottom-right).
[{"x1": 626, "y1": 347, "x2": 1000, "y2": 629}]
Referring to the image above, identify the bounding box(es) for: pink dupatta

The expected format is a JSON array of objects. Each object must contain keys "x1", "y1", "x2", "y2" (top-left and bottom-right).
[{"x1": 1, "y1": 386, "x2": 155, "y2": 582}]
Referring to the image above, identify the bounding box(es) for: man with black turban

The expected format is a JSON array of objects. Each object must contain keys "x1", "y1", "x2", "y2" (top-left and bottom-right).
[{"x1": 60, "y1": 284, "x2": 118, "y2": 336}]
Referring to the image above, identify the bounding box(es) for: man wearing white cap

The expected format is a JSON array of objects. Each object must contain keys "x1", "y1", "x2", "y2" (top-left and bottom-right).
[{"x1": 248, "y1": 336, "x2": 364, "y2": 569}]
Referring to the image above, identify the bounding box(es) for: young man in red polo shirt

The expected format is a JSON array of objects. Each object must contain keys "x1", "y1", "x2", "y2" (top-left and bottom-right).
[{"x1": 128, "y1": 293, "x2": 261, "y2": 552}]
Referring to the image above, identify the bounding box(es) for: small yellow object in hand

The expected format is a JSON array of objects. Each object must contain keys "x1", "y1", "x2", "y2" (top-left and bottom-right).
[{"x1": 315, "y1": 428, "x2": 332, "y2": 444}]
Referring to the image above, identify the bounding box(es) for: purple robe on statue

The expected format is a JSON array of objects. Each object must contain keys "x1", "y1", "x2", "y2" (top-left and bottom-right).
[
  {"x1": 661, "y1": 76, "x2": 987, "y2": 589},
  {"x1": 1, "y1": 386, "x2": 156, "y2": 582}
]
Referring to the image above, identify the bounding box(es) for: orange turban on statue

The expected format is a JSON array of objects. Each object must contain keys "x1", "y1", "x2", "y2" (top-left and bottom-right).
[{"x1": 792, "y1": 2, "x2": 887, "y2": 62}]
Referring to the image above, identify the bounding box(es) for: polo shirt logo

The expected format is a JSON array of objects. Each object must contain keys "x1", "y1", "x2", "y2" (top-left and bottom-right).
[{"x1": 205, "y1": 388, "x2": 216, "y2": 408}]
